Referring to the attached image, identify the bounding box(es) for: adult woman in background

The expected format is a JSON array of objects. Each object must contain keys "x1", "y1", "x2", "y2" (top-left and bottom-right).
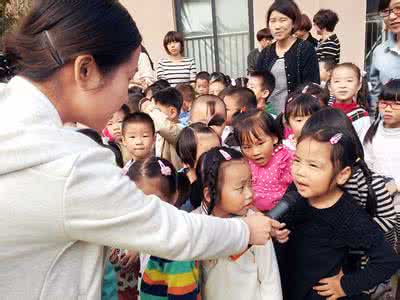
[
  {"x1": 256, "y1": 0, "x2": 320, "y2": 114},
  {"x1": 0, "y1": 1, "x2": 277, "y2": 299}
]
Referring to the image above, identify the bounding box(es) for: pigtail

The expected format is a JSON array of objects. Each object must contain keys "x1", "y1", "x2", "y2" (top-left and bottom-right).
[
  {"x1": 363, "y1": 116, "x2": 381, "y2": 145},
  {"x1": 207, "y1": 154, "x2": 221, "y2": 215},
  {"x1": 356, "y1": 74, "x2": 369, "y2": 111},
  {"x1": 356, "y1": 158, "x2": 377, "y2": 217}
]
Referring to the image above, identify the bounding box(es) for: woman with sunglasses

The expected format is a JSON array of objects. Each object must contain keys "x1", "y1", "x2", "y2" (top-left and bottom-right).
[{"x1": 369, "y1": 0, "x2": 400, "y2": 115}]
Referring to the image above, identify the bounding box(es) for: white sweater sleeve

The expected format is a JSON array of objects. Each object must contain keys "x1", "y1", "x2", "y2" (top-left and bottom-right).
[
  {"x1": 63, "y1": 147, "x2": 249, "y2": 260},
  {"x1": 255, "y1": 241, "x2": 283, "y2": 299}
]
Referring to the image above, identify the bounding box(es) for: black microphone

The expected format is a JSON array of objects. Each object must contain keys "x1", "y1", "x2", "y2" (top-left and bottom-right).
[{"x1": 265, "y1": 191, "x2": 298, "y2": 220}]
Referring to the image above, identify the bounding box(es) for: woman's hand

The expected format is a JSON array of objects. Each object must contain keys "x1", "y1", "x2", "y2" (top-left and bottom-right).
[
  {"x1": 313, "y1": 271, "x2": 346, "y2": 299},
  {"x1": 243, "y1": 213, "x2": 283, "y2": 245}
]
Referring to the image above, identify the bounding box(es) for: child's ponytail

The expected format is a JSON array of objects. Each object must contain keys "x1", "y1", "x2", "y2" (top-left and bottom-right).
[{"x1": 356, "y1": 158, "x2": 377, "y2": 217}]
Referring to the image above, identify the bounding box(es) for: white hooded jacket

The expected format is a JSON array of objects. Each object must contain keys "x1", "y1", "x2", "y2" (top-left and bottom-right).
[{"x1": 0, "y1": 76, "x2": 249, "y2": 299}]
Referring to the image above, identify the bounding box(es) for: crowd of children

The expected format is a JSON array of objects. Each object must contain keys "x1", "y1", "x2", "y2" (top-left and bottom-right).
[{"x1": 0, "y1": 0, "x2": 395, "y2": 299}]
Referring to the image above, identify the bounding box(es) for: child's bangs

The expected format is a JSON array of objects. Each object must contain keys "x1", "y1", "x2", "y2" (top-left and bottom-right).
[
  {"x1": 381, "y1": 79, "x2": 400, "y2": 101},
  {"x1": 285, "y1": 95, "x2": 320, "y2": 120},
  {"x1": 239, "y1": 120, "x2": 267, "y2": 145}
]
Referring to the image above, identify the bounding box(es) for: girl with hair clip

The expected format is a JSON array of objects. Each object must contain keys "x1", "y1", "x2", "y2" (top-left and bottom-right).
[
  {"x1": 364, "y1": 79, "x2": 400, "y2": 254},
  {"x1": 194, "y1": 147, "x2": 283, "y2": 300},
  {"x1": 302, "y1": 108, "x2": 397, "y2": 247},
  {"x1": 301, "y1": 107, "x2": 398, "y2": 299},
  {"x1": 329, "y1": 63, "x2": 371, "y2": 139},
  {"x1": 279, "y1": 85, "x2": 322, "y2": 151},
  {"x1": 125, "y1": 157, "x2": 201, "y2": 300},
  {"x1": 280, "y1": 128, "x2": 400, "y2": 300},
  {"x1": 176, "y1": 122, "x2": 221, "y2": 211},
  {"x1": 233, "y1": 110, "x2": 293, "y2": 212}
]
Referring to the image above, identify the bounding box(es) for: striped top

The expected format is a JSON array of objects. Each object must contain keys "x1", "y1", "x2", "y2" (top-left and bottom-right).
[
  {"x1": 156, "y1": 57, "x2": 197, "y2": 87},
  {"x1": 140, "y1": 256, "x2": 200, "y2": 300},
  {"x1": 344, "y1": 168, "x2": 397, "y2": 246},
  {"x1": 316, "y1": 34, "x2": 340, "y2": 64}
]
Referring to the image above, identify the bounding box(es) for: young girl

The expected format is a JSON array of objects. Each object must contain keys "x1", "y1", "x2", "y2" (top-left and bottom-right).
[
  {"x1": 281, "y1": 128, "x2": 400, "y2": 300},
  {"x1": 126, "y1": 157, "x2": 201, "y2": 300},
  {"x1": 364, "y1": 79, "x2": 400, "y2": 252},
  {"x1": 233, "y1": 111, "x2": 293, "y2": 212},
  {"x1": 176, "y1": 122, "x2": 221, "y2": 210},
  {"x1": 302, "y1": 108, "x2": 397, "y2": 246},
  {"x1": 280, "y1": 88, "x2": 322, "y2": 150},
  {"x1": 330, "y1": 63, "x2": 371, "y2": 139},
  {"x1": 195, "y1": 147, "x2": 282, "y2": 300}
]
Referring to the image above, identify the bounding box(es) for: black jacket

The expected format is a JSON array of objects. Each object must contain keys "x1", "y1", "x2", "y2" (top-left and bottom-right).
[{"x1": 256, "y1": 38, "x2": 320, "y2": 95}]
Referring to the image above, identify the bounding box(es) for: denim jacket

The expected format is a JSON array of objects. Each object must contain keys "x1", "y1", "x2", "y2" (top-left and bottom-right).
[{"x1": 369, "y1": 33, "x2": 400, "y2": 110}]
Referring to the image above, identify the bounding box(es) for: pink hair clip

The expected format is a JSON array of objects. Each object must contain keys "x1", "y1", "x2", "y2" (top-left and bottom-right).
[
  {"x1": 329, "y1": 133, "x2": 343, "y2": 145},
  {"x1": 219, "y1": 149, "x2": 232, "y2": 161},
  {"x1": 158, "y1": 160, "x2": 172, "y2": 176}
]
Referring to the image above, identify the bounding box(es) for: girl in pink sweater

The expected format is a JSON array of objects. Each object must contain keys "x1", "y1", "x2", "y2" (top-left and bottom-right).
[{"x1": 233, "y1": 111, "x2": 293, "y2": 212}]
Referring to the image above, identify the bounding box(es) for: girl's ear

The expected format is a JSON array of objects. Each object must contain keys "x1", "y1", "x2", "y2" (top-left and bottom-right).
[
  {"x1": 203, "y1": 186, "x2": 211, "y2": 205},
  {"x1": 272, "y1": 134, "x2": 279, "y2": 145},
  {"x1": 336, "y1": 166, "x2": 352, "y2": 186}
]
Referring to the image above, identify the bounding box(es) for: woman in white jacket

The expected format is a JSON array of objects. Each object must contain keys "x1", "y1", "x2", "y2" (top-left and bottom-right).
[{"x1": 0, "y1": 1, "x2": 279, "y2": 299}]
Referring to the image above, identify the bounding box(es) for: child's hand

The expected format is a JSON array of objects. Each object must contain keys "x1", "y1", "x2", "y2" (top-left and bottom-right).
[
  {"x1": 271, "y1": 222, "x2": 290, "y2": 243},
  {"x1": 120, "y1": 250, "x2": 138, "y2": 273},
  {"x1": 313, "y1": 271, "x2": 346, "y2": 299},
  {"x1": 243, "y1": 213, "x2": 280, "y2": 245},
  {"x1": 109, "y1": 248, "x2": 120, "y2": 264}
]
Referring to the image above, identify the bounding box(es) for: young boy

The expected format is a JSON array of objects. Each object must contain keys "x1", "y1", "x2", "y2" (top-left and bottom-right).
[
  {"x1": 195, "y1": 71, "x2": 210, "y2": 96},
  {"x1": 222, "y1": 87, "x2": 258, "y2": 146},
  {"x1": 176, "y1": 83, "x2": 196, "y2": 127},
  {"x1": 121, "y1": 112, "x2": 156, "y2": 172},
  {"x1": 247, "y1": 70, "x2": 276, "y2": 116},
  {"x1": 247, "y1": 28, "x2": 274, "y2": 74},
  {"x1": 141, "y1": 87, "x2": 183, "y2": 169}
]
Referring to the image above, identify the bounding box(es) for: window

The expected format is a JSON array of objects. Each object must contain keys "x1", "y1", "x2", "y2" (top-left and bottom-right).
[{"x1": 175, "y1": 0, "x2": 254, "y2": 78}]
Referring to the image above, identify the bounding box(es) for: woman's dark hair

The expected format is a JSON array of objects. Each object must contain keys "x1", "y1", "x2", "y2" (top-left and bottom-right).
[
  {"x1": 313, "y1": 9, "x2": 339, "y2": 32},
  {"x1": 364, "y1": 79, "x2": 400, "y2": 145},
  {"x1": 233, "y1": 110, "x2": 281, "y2": 146},
  {"x1": 267, "y1": 0, "x2": 302, "y2": 32},
  {"x1": 127, "y1": 157, "x2": 178, "y2": 203},
  {"x1": 298, "y1": 13, "x2": 312, "y2": 32},
  {"x1": 331, "y1": 63, "x2": 369, "y2": 110},
  {"x1": 141, "y1": 45, "x2": 154, "y2": 70},
  {"x1": 0, "y1": 54, "x2": 15, "y2": 82},
  {"x1": 3, "y1": 0, "x2": 142, "y2": 81},
  {"x1": 176, "y1": 122, "x2": 220, "y2": 169},
  {"x1": 379, "y1": 0, "x2": 391, "y2": 11},
  {"x1": 163, "y1": 31, "x2": 184, "y2": 55},
  {"x1": 196, "y1": 147, "x2": 244, "y2": 215},
  {"x1": 301, "y1": 108, "x2": 377, "y2": 216},
  {"x1": 210, "y1": 72, "x2": 231, "y2": 87}
]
